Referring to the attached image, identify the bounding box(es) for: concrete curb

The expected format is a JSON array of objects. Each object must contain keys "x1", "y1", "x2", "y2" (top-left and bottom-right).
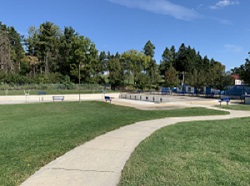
[{"x1": 0, "y1": 93, "x2": 120, "y2": 104}]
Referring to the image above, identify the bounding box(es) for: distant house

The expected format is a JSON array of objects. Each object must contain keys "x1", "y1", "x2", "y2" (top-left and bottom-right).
[{"x1": 231, "y1": 75, "x2": 243, "y2": 85}]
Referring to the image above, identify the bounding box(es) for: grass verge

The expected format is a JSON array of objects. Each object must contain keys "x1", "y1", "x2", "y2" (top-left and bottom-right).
[
  {"x1": 219, "y1": 104, "x2": 250, "y2": 110},
  {"x1": 119, "y1": 117, "x2": 250, "y2": 186},
  {"x1": 0, "y1": 102, "x2": 228, "y2": 185}
]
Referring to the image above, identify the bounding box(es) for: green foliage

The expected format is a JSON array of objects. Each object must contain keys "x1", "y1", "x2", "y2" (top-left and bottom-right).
[
  {"x1": 121, "y1": 50, "x2": 151, "y2": 88},
  {"x1": 107, "y1": 55, "x2": 123, "y2": 89},
  {"x1": 24, "y1": 22, "x2": 99, "y2": 84},
  {"x1": 230, "y1": 52, "x2": 250, "y2": 85},
  {"x1": 160, "y1": 44, "x2": 227, "y2": 90},
  {"x1": 219, "y1": 73, "x2": 235, "y2": 90},
  {"x1": 164, "y1": 64, "x2": 178, "y2": 88},
  {"x1": 143, "y1": 40, "x2": 155, "y2": 58},
  {"x1": 1, "y1": 21, "x2": 237, "y2": 90},
  {"x1": 0, "y1": 73, "x2": 34, "y2": 84},
  {"x1": 0, "y1": 22, "x2": 25, "y2": 73},
  {"x1": 136, "y1": 73, "x2": 149, "y2": 90},
  {"x1": 143, "y1": 41, "x2": 159, "y2": 89},
  {"x1": 187, "y1": 68, "x2": 206, "y2": 90},
  {"x1": 159, "y1": 45, "x2": 176, "y2": 76}
]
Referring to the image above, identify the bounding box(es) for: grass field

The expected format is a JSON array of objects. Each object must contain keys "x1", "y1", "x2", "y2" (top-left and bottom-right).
[
  {"x1": 119, "y1": 117, "x2": 250, "y2": 186},
  {"x1": 0, "y1": 102, "x2": 228, "y2": 185},
  {"x1": 219, "y1": 104, "x2": 250, "y2": 110}
]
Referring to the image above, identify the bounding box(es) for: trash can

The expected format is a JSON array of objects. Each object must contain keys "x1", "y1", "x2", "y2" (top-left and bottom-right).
[{"x1": 245, "y1": 95, "x2": 250, "y2": 104}]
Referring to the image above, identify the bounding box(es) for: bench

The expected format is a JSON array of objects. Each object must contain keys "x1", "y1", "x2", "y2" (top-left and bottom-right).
[
  {"x1": 105, "y1": 96, "x2": 112, "y2": 103},
  {"x1": 219, "y1": 97, "x2": 230, "y2": 105},
  {"x1": 38, "y1": 92, "x2": 46, "y2": 102},
  {"x1": 52, "y1": 96, "x2": 64, "y2": 102},
  {"x1": 38, "y1": 91, "x2": 46, "y2": 95}
]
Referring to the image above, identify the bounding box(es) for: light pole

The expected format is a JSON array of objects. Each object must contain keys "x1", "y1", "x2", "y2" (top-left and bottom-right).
[
  {"x1": 78, "y1": 63, "x2": 84, "y2": 103},
  {"x1": 79, "y1": 64, "x2": 81, "y2": 103},
  {"x1": 78, "y1": 52, "x2": 90, "y2": 103}
]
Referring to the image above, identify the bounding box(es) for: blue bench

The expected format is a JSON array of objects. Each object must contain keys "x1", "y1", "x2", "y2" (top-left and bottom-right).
[
  {"x1": 105, "y1": 96, "x2": 112, "y2": 103},
  {"x1": 219, "y1": 97, "x2": 230, "y2": 105},
  {"x1": 38, "y1": 91, "x2": 46, "y2": 95},
  {"x1": 38, "y1": 92, "x2": 46, "y2": 102},
  {"x1": 53, "y1": 96, "x2": 64, "y2": 102}
]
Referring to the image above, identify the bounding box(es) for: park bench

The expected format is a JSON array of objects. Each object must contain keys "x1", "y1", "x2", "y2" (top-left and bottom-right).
[
  {"x1": 219, "y1": 97, "x2": 230, "y2": 106},
  {"x1": 38, "y1": 92, "x2": 46, "y2": 102},
  {"x1": 52, "y1": 96, "x2": 64, "y2": 102},
  {"x1": 105, "y1": 96, "x2": 112, "y2": 103},
  {"x1": 38, "y1": 91, "x2": 46, "y2": 95}
]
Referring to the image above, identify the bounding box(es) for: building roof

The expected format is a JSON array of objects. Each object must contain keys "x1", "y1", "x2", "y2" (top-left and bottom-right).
[{"x1": 231, "y1": 74, "x2": 240, "y2": 80}]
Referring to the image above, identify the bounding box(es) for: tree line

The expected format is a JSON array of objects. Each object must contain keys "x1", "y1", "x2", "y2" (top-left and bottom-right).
[
  {"x1": 0, "y1": 21, "x2": 241, "y2": 91},
  {"x1": 230, "y1": 53, "x2": 250, "y2": 85}
]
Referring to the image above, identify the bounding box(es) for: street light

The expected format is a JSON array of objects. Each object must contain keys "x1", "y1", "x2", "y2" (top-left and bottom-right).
[
  {"x1": 78, "y1": 52, "x2": 90, "y2": 103},
  {"x1": 78, "y1": 63, "x2": 84, "y2": 103}
]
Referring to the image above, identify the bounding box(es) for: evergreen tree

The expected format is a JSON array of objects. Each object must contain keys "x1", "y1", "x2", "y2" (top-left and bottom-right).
[
  {"x1": 143, "y1": 41, "x2": 158, "y2": 89},
  {"x1": 143, "y1": 40, "x2": 155, "y2": 58},
  {"x1": 164, "y1": 64, "x2": 178, "y2": 88},
  {"x1": 239, "y1": 53, "x2": 250, "y2": 84},
  {"x1": 107, "y1": 54, "x2": 123, "y2": 89},
  {"x1": 159, "y1": 45, "x2": 176, "y2": 76},
  {"x1": 58, "y1": 26, "x2": 77, "y2": 76}
]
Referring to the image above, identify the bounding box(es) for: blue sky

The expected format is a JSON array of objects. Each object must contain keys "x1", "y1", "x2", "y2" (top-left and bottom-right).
[{"x1": 1, "y1": 0, "x2": 249, "y2": 70}]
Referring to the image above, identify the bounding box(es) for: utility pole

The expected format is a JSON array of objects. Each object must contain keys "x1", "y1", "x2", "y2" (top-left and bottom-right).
[
  {"x1": 78, "y1": 52, "x2": 90, "y2": 103},
  {"x1": 182, "y1": 71, "x2": 185, "y2": 86},
  {"x1": 79, "y1": 64, "x2": 81, "y2": 103}
]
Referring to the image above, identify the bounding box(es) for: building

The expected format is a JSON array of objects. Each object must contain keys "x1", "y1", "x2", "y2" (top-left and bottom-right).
[{"x1": 231, "y1": 75, "x2": 243, "y2": 85}]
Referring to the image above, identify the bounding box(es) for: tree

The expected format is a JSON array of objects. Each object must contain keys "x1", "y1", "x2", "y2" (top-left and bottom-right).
[
  {"x1": 175, "y1": 44, "x2": 199, "y2": 85},
  {"x1": 26, "y1": 22, "x2": 62, "y2": 75},
  {"x1": 121, "y1": 50, "x2": 150, "y2": 87},
  {"x1": 159, "y1": 45, "x2": 176, "y2": 76},
  {"x1": 143, "y1": 41, "x2": 158, "y2": 89},
  {"x1": 187, "y1": 51, "x2": 207, "y2": 90},
  {"x1": 143, "y1": 40, "x2": 155, "y2": 58},
  {"x1": 220, "y1": 74, "x2": 235, "y2": 90},
  {"x1": 107, "y1": 54, "x2": 123, "y2": 89},
  {"x1": 136, "y1": 73, "x2": 150, "y2": 90},
  {"x1": 209, "y1": 59, "x2": 225, "y2": 89},
  {"x1": 58, "y1": 26, "x2": 78, "y2": 76},
  {"x1": 164, "y1": 64, "x2": 178, "y2": 88},
  {"x1": 175, "y1": 43, "x2": 188, "y2": 73},
  {"x1": 8, "y1": 26, "x2": 25, "y2": 72},
  {"x1": 239, "y1": 55, "x2": 250, "y2": 84},
  {"x1": 37, "y1": 21, "x2": 61, "y2": 74},
  {"x1": 188, "y1": 68, "x2": 206, "y2": 92},
  {"x1": 69, "y1": 35, "x2": 98, "y2": 83},
  {"x1": 146, "y1": 59, "x2": 159, "y2": 89},
  {"x1": 99, "y1": 51, "x2": 107, "y2": 73},
  {"x1": 0, "y1": 22, "x2": 24, "y2": 73}
]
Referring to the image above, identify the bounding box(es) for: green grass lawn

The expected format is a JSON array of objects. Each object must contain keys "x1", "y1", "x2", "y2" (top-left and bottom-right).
[
  {"x1": 0, "y1": 102, "x2": 228, "y2": 185},
  {"x1": 119, "y1": 117, "x2": 250, "y2": 186},
  {"x1": 219, "y1": 104, "x2": 250, "y2": 110}
]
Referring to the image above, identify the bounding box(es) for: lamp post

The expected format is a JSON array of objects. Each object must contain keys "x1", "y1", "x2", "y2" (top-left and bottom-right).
[
  {"x1": 78, "y1": 52, "x2": 90, "y2": 103},
  {"x1": 79, "y1": 64, "x2": 81, "y2": 103},
  {"x1": 78, "y1": 63, "x2": 84, "y2": 103}
]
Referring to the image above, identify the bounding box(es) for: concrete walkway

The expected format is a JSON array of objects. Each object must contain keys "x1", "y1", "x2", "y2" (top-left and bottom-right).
[
  {"x1": 20, "y1": 103, "x2": 250, "y2": 186},
  {"x1": 0, "y1": 93, "x2": 120, "y2": 104}
]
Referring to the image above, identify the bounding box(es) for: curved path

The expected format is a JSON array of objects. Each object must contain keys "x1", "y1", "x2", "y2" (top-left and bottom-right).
[{"x1": 21, "y1": 106, "x2": 250, "y2": 186}]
